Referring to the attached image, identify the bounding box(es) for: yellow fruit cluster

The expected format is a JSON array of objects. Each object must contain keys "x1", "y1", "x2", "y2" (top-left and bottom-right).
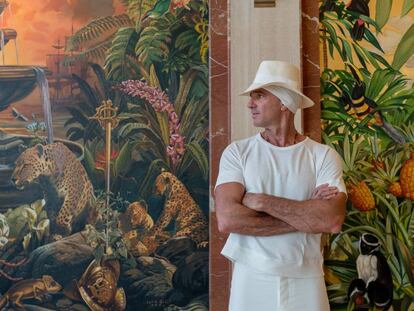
[
  {"x1": 400, "y1": 153, "x2": 414, "y2": 200},
  {"x1": 348, "y1": 181, "x2": 375, "y2": 212},
  {"x1": 388, "y1": 182, "x2": 403, "y2": 197}
]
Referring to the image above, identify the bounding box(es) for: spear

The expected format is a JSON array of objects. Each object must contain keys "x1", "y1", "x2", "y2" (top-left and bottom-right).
[{"x1": 90, "y1": 100, "x2": 120, "y2": 254}]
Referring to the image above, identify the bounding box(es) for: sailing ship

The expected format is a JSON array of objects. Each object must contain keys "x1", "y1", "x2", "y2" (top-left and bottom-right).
[{"x1": 45, "y1": 35, "x2": 87, "y2": 105}]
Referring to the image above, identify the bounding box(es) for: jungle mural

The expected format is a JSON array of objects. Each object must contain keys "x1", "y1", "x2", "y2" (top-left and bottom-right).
[
  {"x1": 320, "y1": 0, "x2": 414, "y2": 310},
  {"x1": 0, "y1": 0, "x2": 209, "y2": 310}
]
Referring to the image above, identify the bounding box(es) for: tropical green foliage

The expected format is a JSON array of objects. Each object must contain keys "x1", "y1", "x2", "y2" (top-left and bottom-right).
[
  {"x1": 320, "y1": 0, "x2": 414, "y2": 70},
  {"x1": 66, "y1": 14, "x2": 134, "y2": 62},
  {"x1": 64, "y1": 63, "x2": 111, "y2": 142},
  {"x1": 320, "y1": 0, "x2": 414, "y2": 309},
  {"x1": 65, "y1": 0, "x2": 209, "y2": 209}
]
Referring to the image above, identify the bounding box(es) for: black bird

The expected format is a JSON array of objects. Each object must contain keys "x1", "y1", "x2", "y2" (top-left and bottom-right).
[
  {"x1": 346, "y1": 0, "x2": 370, "y2": 41},
  {"x1": 340, "y1": 64, "x2": 405, "y2": 144}
]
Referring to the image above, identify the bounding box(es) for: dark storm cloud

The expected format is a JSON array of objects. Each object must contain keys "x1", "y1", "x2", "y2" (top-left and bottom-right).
[{"x1": 44, "y1": 0, "x2": 115, "y2": 22}]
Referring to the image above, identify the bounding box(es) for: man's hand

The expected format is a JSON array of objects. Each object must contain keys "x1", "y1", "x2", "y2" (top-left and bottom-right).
[
  {"x1": 242, "y1": 193, "x2": 267, "y2": 212},
  {"x1": 311, "y1": 183, "x2": 338, "y2": 200}
]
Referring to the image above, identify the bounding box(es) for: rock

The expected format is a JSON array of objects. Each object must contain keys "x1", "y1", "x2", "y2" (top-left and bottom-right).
[
  {"x1": 13, "y1": 305, "x2": 55, "y2": 311},
  {"x1": 126, "y1": 274, "x2": 174, "y2": 311},
  {"x1": 71, "y1": 303, "x2": 89, "y2": 311},
  {"x1": 172, "y1": 251, "x2": 208, "y2": 298},
  {"x1": 55, "y1": 297, "x2": 73, "y2": 309},
  {"x1": 15, "y1": 232, "x2": 94, "y2": 288},
  {"x1": 136, "y1": 256, "x2": 176, "y2": 280},
  {"x1": 155, "y1": 237, "x2": 196, "y2": 267},
  {"x1": 120, "y1": 268, "x2": 146, "y2": 287},
  {"x1": 165, "y1": 298, "x2": 209, "y2": 311}
]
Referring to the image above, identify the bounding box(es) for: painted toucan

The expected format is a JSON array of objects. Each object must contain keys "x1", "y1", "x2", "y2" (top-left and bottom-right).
[
  {"x1": 346, "y1": 0, "x2": 370, "y2": 41},
  {"x1": 339, "y1": 64, "x2": 406, "y2": 144}
]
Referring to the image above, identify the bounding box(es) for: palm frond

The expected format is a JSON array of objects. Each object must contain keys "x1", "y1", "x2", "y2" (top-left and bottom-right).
[
  {"x1": 67, "y1": 14, "x2": 133, "y2": 51},
  {"x1": 105, "y1": 27, "x2": 142, "y2": 81},
  {"x1": 135, "y1": 14, "x2": 175, "y2": 66},
  {"x1": 120, "y1": 0, "x2": 155, "y2": 23}
]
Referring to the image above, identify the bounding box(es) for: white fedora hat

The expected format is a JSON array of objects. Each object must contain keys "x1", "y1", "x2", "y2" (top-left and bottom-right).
[{"x1": 241, "y1": 60, "x2": 315, "y2": 109}]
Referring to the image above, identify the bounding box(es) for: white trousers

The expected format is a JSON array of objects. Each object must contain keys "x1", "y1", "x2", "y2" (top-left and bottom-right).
[{"x1": 229, "y1": 262, "x2": 330, "y2": 311}]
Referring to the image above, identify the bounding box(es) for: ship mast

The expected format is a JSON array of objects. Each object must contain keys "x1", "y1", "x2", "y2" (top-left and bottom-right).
[{"x1": 51, "y1": 39, "x2": 65, "y2": 101}]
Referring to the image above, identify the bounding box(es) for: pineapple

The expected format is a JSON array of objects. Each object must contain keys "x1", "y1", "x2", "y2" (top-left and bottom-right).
[
  {"x1": 335, "y1": 132, "x2": 375, "y2": 211},
  {"x1": 347, "y1": 181, "x2": 376, "y2": 212},
  {"x1": 388, "y1": 181, "x2": 402, "y2": 197},
  {"x1": 367, "y1": 135, "x2": 404, "y2": 198},
  {"x1": 400, "y1": 153, "x2": 414, "y2": 200},
  {"x1": 399, "y1": 123, "x2": 414, "y2": 200}
]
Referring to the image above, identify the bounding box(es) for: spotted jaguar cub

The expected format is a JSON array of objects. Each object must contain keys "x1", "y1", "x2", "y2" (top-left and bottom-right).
[
  {"x1": 152, "y1": 171, "x2": 208, "y2": 244},
  {"x1": 12, "y1": 143, "x2": 94, "y2": 236}
]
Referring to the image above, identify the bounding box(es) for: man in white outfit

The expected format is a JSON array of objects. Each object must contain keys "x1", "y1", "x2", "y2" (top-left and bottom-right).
[{"x1": 215, "y1": 60, "x2": 347, "y2": 311}]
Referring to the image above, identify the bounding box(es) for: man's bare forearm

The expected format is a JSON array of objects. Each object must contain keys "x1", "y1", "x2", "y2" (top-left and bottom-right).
[
  {"x1": 215, "y1": 182, "x2": 297, "y2": 236},
  {"x1": 243, "y1": 193, "x2": 346, "y2": 233},
  {"x1": 219, "y1": 202, "x2": 296, "y2": 236}
]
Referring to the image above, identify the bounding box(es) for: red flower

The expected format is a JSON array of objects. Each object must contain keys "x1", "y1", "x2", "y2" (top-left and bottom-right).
[
  {"x1": 95, "y1": 150, "x2": 119, "y2": 171},
  {"x1": 169, "y1": 0, "x2": 191, "y2": 11}
]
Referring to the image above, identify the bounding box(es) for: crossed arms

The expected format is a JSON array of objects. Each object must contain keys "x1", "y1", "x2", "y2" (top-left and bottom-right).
[{"x1": 215, "y1": 182, "x2": 346, "y2": 236}]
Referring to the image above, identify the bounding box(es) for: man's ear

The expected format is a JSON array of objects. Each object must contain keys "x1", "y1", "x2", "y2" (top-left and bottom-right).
[{"x1": 281, "y1": 104, "x2": 289, "y2": 112}]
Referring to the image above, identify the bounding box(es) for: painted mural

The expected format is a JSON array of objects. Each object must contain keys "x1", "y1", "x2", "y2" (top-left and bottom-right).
[
  {"x1": 320, "y1": 0, "x2": 414, "y2": 310},
  {"x1": 0, "y1": 0, "x2": 209, "y2": 310}
]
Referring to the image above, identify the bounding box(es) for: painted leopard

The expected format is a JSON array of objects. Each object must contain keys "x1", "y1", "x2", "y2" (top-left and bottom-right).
[
  {"x1": 12, "y1": 143, "x2": 94, "y2": 236},
  {"x1": 151, "y1": 171, "x2": 208, "y2": 244}
]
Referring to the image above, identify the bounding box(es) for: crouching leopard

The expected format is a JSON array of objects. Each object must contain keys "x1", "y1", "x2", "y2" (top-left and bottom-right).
[
  {"x1": 152, "y1": 171, "x2": 208, "y2": 244},
  {"x1": 12, "y1": 143, "x2": 94, "y2": 236}
]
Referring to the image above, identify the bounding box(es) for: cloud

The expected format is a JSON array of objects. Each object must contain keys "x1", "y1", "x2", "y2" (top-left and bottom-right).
[
  {"x1": 44, "y1": 0, "x2": 115, "y2": 22},
  {"x1": 71, "y1": 0, "x2": 115, "y2": 21},
  {"x1": 2, "y1": 0, "x2": 122, "y2": 65}
]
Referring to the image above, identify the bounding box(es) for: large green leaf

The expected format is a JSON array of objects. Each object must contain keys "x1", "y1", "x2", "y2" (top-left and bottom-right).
[
  {"x1": 402, "y1": 0, "x2": 414, "y2": 16},
  {"x1": 66, "y1": 127, "x2": 84, "y2": 141},
  {"x1": 66, "y1": 107, "x2": 90, "y2": 128},
  {"x1": 155, "y1": 111, "x2": 170, "y2": 146},
  {"x1": 105, "y1": 27, "x2": 139, "y2": 81},
  {"x1": 376, "y1": 0, "x2": 393, "y2": 30},
  {"x1": 114, "y1": 141, "x2": 134, "y2": 176},
  {"x1": 392, "y1": 24, "x2": 414, "y2": 70},
  {"x1": 364, "y1": 28, "x2": 385, "y2": 53},
  {"x1": 180, "y1": 97, "x2": 208, "y2": 137},
  {"x1": 71, "y1": 74, "x2": 100, "y2": 111},
  {"x1": 118, "y1": 123, "x2": 165, "y2": 151},
  {"x1": 120, "y1": 0, "x2": 154, "y2": 22},
  {"x1": 184, "y1": 142, "x2": 208, "y2": 180},
  {"x1": 135, "y1": 19, "x2": 172, "y2": 65},
  {"x1": 67, "y1": 14, "x2": 133, "y2": 51}
]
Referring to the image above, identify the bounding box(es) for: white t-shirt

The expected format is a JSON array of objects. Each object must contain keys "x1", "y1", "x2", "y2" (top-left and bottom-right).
[{"x1": 215, "y1": 134, "x2": 346, "y2": 278}]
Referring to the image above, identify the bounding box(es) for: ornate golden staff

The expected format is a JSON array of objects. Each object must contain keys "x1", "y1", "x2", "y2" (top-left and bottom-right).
[{"x1": 90, "y1": 100, "x2": 120, "y2": 253}]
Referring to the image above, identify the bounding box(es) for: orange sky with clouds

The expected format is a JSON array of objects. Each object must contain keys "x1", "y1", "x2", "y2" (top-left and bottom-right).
[{"x1": 1, "y1": 0, "x2": 124, "y2": 65}]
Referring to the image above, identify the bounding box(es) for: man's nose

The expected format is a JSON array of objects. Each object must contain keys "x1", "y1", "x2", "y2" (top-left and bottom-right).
[{"x1": 247, "y1": 99, "x2": 255, "y2": 108}]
